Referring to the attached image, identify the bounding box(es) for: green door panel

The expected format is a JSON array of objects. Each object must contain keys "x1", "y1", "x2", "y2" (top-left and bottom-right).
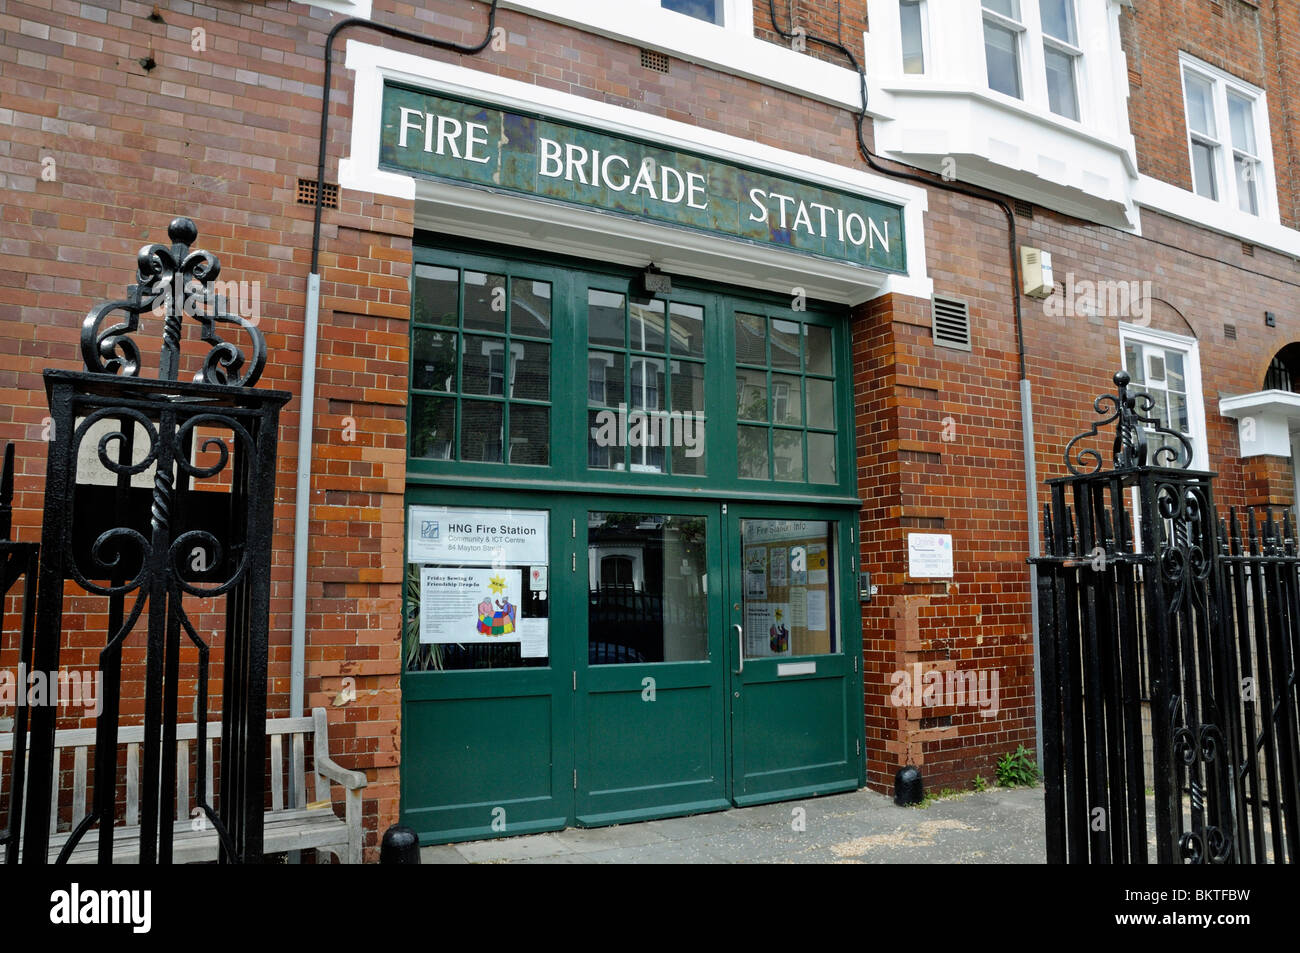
[
  {"x1": 725, "y1": 506, "x2": 865, "y2": 807},
  {"x1": 402, "y1": 692, "x2": 562, "y2": 841},
  {"x1": 399, "y1": 488, "x2": 578, "y2": 846},
  {"x1": 574, "y1": 498, "x2": 728, "y2": 825},
  {"x1": 731, "y1": 670, "x2": 858, "y2": 804}
]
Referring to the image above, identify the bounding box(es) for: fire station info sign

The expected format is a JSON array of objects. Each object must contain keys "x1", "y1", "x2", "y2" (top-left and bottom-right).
[{"x1": 379, "y1": 82, "x2": 907, "y2": 274}]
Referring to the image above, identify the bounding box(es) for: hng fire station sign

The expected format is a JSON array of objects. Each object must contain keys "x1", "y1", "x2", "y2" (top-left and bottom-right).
[{"x1": 379, "y1": 83, "x2": 907, "y2": 274}]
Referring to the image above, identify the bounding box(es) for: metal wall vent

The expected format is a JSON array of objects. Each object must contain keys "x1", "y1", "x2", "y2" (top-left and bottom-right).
[
  {"x1": 297, "y1": 177, "x2": 338, "y2": 209},
  {"x1": 640, "y1": 48, "x2": 669, "y2": 73},
  {"x1": 1242, "y1": 242, "x2": 1255, "y2": 257},
  {"x1": 1014, "y1": 199, "x2": 1034, "y2": 219},
  {"x1": 1224, "y1": 323, "x2": 1237, "y2": 340},
  {"x1": 932, "y1": 295, "x2": 972, "y2": 351}
]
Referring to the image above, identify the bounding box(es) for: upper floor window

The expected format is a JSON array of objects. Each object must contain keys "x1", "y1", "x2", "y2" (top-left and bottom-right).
[
  {"x1": 982, "y1": 1, "x2": 1023, "y2": 99},
  {"x1": 661, "y1": 0, "x2": 722, "y2": 25},
  {"x1": 1181, "y1": 56, "x2": 1271, "y2": 217},
  {"x1": 982, "y1": 0, "x2": 1081, "y2": 120},
  {"x1": 899, "y1": 0, "x2": 926, "y2": 75},
  {"x1": 1039, "y1": 0, "x2": 1080, "y2": 121}
]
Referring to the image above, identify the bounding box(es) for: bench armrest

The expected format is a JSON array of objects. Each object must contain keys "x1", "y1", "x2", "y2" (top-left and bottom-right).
[
  {"x1": 316, "y1": 752, "x2": 367, "y2": 790},
  {"x1": 312, "y1": 708, "x2": 368, "y2": 790}
]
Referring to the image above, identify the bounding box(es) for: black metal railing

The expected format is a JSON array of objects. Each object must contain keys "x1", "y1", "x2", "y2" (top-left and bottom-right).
[
  {"x1": 1033, "y1": 371, "x2": 1299, "y2": 863},
  {"x1": 4, "y1": 218, "x2": 289, "y2": 864},
  {"x1": 0, "y1": 443, "x2": 40, "y2": 863}
]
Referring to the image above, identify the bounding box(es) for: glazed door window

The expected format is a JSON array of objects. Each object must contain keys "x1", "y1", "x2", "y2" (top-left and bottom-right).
[
  {"x1": 735, "y1": 313, "x2": 837, "y2": 485},
  {"x1": 409, "y1": 266, "x2": 552, "y2": 466}
]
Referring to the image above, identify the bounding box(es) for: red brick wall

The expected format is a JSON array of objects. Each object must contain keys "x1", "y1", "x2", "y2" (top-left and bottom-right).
[
  {"x1": 753, "y1": 0, "x2": 868, "y2": 64},
  {"x1": 1121, "y1": 0, "x2": 1300, "y2": 229},
  {"x1": 0, "y1": 0, "x2": 413, "y2": 857},
  {"x1": 4, "y1": 0, "x2": 1300, "y2": 847}
]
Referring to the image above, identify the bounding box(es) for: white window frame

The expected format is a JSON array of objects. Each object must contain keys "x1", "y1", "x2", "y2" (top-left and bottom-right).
[
  {"x1": 1117, "y1": 324, "x2": 1208, "y2": 472},
  {"x1": 981, "y1": 1, "x2": 1027, "y2": 102},
  {"x1": 898, "y1": 0, "x2": 929, "y2": 76},
  {"x1": 1178, "y1": 53, "x2": 1277, "y2": 222},
  {"x1": 980, "y1": 0, "x2": 1088, "y2": 124},
  {"x1": 1038, "y1": 0, "x2": 1082, "y2": 122}
]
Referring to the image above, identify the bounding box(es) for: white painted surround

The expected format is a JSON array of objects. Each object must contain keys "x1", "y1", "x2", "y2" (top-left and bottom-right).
[{"x1": 339, "y1": 39, "x2": 933, "y2": 305}]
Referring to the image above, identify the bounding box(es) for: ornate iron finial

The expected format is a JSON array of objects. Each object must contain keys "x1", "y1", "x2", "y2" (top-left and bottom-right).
[
  {"x1": 81, "y1": 216, "x2": 266, "y2": 387},
  {"x1": 1063, "y1": 369, "x2": 1193, "y2": 475}
]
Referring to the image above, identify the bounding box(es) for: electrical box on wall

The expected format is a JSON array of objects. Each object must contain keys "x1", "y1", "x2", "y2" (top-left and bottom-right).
[{"x1": 1020, "y1": 246, "x2": 1054, "y2": 299}]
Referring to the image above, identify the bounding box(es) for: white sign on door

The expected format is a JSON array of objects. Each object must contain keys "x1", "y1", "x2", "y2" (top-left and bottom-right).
[{"x1": 408, "y1": 506, "x2": 548, "y2": 566}]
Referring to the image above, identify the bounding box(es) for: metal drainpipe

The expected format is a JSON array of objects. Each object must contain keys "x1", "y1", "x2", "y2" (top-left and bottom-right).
[
  {"x1": 764, "y1": 3, "x2": 1044, "y2": 771},
  {"x1": 290, "y1": 272, "x2": 320, "y2": 722}
]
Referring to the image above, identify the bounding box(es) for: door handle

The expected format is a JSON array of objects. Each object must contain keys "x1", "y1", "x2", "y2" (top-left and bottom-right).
[{"x1": 734, "y1": 623, "x2": 744, "y2": 674}]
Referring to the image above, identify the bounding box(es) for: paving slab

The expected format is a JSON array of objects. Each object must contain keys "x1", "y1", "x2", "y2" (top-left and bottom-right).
[{"x1": 425, "y1": 785, "x2": 1049, "y2": 863}]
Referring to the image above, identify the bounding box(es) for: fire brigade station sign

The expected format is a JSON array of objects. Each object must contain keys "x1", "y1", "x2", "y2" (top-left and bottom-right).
[{"x1": 379, "y1": 82, "x2": 907, "y2": 274}]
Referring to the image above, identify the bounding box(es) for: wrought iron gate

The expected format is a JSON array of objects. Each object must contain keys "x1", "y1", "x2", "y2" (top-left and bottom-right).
[
  {"x1": 1034, "y1": 370, "x2": 1299, "y2": 863},
  {"x1": 3, "y1": 218, "x2": 289, "y2": 863}
]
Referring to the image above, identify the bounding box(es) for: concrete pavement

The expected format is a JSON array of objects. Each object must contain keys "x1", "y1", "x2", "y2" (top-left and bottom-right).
[{"x1": 420, "y1": 785, "x2": 1047, "y2": 863}]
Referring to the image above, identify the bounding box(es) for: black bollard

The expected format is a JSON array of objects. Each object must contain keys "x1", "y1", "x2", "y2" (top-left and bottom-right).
[
  {"x1": 380, "y1": 824, "x2": 421, "y2": 863},
  {"x1": 894, "y1": 765, "x2": 923, "y2": 806}
]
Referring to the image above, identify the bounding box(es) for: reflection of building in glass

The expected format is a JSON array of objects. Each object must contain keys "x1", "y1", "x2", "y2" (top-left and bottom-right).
[{"x1": 587, "y1": 513, "x2": 708, "y2": 664}]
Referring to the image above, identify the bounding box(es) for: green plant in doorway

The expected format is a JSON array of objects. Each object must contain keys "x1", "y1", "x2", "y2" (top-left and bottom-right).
[{"x1": 995, "y1": 745, "x2": 1040, "y2": 787}]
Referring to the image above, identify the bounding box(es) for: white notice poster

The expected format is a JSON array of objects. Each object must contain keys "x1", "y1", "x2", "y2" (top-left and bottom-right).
[
  {"x1": 770, "y1": 547, "x2": 788, "y2": 587},
  {"x1": 806, "y1": 589, "x2": 828, "y2": 631},
  {"x1": 517, "y1": 617, "x2": 549, "y2": 658},
  {"x1": 420, "y1": 568, "x2": 523, "y2": 644},
  {"x1": 744, "y1": 546, "x2": 767, "y2": 599},
  {"x1": 789, "y1": 586, "x2": 808, "y2": 628},
  {"x1": 907, "y1": 533, "x2": 954, "y2": 578},
  {"x1": 408, "y1": 506, "x2": 548, "y2": 566}
]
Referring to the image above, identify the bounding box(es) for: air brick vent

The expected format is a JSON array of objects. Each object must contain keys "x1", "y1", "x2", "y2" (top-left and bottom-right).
[
  {"x1": 640, "y1": 48, "x2": 669, "y2": 73},
  {"x1": 932, "y1": 295, "x2": 972, "y2": 351},
  {"x1": 297, "y1": 177, "x2": 338, "y2": 209}
]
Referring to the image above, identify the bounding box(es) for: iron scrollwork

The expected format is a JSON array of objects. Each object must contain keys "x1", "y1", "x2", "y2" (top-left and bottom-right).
[
  {"x1": 1063, "y1": 370, "x2": 1194, "y2": 476},
  {"x1": 80, "y1": 217, "x2": 266, "y2": 387}
]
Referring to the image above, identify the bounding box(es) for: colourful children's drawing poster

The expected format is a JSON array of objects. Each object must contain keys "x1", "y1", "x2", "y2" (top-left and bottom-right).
[{"x1": 420, "y1": 568, "x2": 523, "y2": 644}]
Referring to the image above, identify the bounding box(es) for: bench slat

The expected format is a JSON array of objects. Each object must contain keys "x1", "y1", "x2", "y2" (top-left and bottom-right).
[
  {"x1": 205, "y1": 737, "x2": 214, "y2": 807},
  {"x1": 72, "y1": 747, "x2": 87, "y2": 828},
  {"x1": 292, "y1": 733, "x2": 306, "y2": 810},
  {"x1": 0, "y1": 715, "x2": 315, "y2": 753},
  {"x1": 126, "y1": 743, "x2": 138, "y2": 826},
  {"x1": 49, "y1": 749, "x2": 59, "y2": 838},
  {"x1": 270, "y1": 734, "x2": 283, "y2": 813},
  {"x1": 176, "y1": 739, "x2": 189, "y2": 822}
]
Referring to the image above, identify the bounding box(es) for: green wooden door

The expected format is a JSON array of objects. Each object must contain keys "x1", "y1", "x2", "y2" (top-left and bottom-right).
[
  {"x1": 725, "y1": 506, "x2": 864, "y2": 805},
  {"x1": 400, "y1": 487, "x2": 577, "y2": 844},
  {"x1": 401, "y1": 238, "x2": 865, "y2": 841},
  {"x1": 574, "y1": 498, "x2": 730, "y2": 824}
]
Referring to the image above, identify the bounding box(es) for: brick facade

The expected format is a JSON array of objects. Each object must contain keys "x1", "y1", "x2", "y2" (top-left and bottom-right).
[{"x1": 3, "y1": 0, "x2": 1300, "y2": 854}]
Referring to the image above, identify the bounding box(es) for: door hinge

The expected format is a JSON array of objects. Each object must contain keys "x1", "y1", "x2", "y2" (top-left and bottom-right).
[
  {"x1": 573, "y1": 769, "x2": 577, "y2": 790},
  {"x1": 853, "y1": 655, "x2": 858, "y2": 673},
  {"x1": 722, "y1": 503, "x2": 727, "y2": 514},
  {"x1": 572, "y1": 670, "x2": 577, "y2": 691},
  {"x1": 856, "y1": 739, "x2": 861, "y2": 757},
  {"x1": 572, "y1": 552, "x2": 576, "y2": 572},
  {"x1": 571, "y1": 518, "x2": 576, "y2": 538},
  {"x1": 851, "y1": 555, "x2": 856, "y2": 571}
]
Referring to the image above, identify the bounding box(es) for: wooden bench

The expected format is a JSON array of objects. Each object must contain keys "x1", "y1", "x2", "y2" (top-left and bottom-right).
[{"x1": 0, "y1": 707, "x2": 367, "y2": 863}]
